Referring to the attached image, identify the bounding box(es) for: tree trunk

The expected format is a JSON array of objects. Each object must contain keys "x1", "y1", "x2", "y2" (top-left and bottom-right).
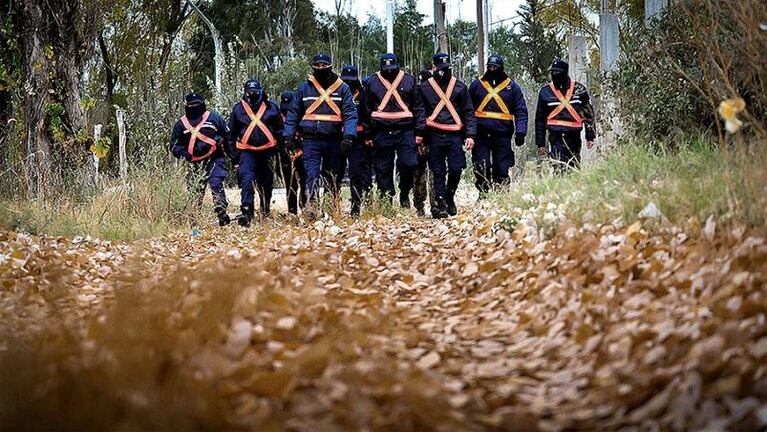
[
  {"x1": 19, "y1": 0, "x2": 98, "y2": 198},
  {"x1": 20, "y1": 1, "x2": 52, "y2": 199}
]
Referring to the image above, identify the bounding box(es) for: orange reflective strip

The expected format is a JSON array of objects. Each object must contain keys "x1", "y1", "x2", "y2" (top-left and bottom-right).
[
  {"x1": 475, "y1": 78, "x2": 513, "y2": 121},
  {"x1": 237, "y1": 101, "x2": 277, "y2": 151},
  {"x1": 547, "y1": 119, "x2": 583, "y2": 128},
  {"x1": 181, "y1": 111, "x2": 217, "y2": 162},
  {"x1": 302, "y1": 76, "x2": 343, "y2": 122},
  {"x1": 426, "y1": 77, "x2": 463, "y2": 131},
  {"x1": 476, "y1": 111, "x2": 515, "y2": 120},
  {"x1": 547, "y1": 80, "x2": 583, "y2": 125},
  {"x1": 371, "y1": 71, "x2": 413, "y2": 121}
]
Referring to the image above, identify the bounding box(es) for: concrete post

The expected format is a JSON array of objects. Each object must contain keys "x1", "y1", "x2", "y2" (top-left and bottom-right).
[
  {"x1": 93, "y1": 124, "x2": 102, "y2": 187},
  {"x1": 567, "y1": 35, "x2": 591, "y2": 164},
  {"x1": 116, "y1": 107, "x2": 127, "y2": 185},
  {"x1": 598, "y1": 8, "x2": 622, "y2": 156},
  {"x1": 567, "y1": 35, "x2": 589, "y2": 85},
  {"x1": 645, "y1": 0, "x2": 669, "y2": 25}
]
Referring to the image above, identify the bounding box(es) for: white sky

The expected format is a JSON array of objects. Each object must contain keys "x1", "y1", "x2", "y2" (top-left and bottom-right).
[{"x1": 312, "y1": 0, "x2": 526, "y2": 28}]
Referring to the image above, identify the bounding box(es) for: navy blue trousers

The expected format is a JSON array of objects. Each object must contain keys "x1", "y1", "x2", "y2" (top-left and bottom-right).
[
  {"x1": 345, "y1": 139, "x2": 373, "y2": 208},
  {"x1": 427, "y1": 133, "x2": 466, "y2": 199},
  {"x1": 548, "y1": 130, "x2": 582, "y2": 171},
  {"x1": 279, "y1": 149, "x2": 307, "y2": 214},
  {"x1": 302, "y1": 137, "x2": 342, "y2": 203},
  {"x1": 188, "y1": 154, "x2": 228, "y2": 212},
  {"x1": 372, "y1": 129, "x2": 418, "y2": 198},
  {"x1": 472, "y1": 134, "x2": 514, "y2": 193},
  {"x1": 238, "y1": 150, "x2": 274, "y2": 211}
]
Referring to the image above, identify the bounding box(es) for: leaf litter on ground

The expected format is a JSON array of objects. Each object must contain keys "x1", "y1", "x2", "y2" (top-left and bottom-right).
[{"x1": 0, "y1": 206, "x2": 766, "y2": 431}]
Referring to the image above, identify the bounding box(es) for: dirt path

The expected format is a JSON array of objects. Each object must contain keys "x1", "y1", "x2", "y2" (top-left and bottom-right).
[{"x1": 1, "y1": 210, "x2": 766, "y2": 431}]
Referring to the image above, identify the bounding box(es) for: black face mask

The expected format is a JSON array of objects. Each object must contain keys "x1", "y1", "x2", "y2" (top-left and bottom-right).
[
  {"x1": 434, "y1": 68, "x2": 452, "y2": 86},
  {"x1": 551, "y1": 70, "x2": 569, "y2": 90},
  {"x1": 344, "y1": 79, "x2": 361, "y2": 92},
  {"x1": 247, "y1": 91, "x2": 263, "y2": 106},
  {"x1": 313, "y1": 67, "x2": 333, "y2": 86},
  {"x1": 484, "y1": 67, "x2": 507, "y2": 85},
  {"x1": 381, "y1": 68, "x2": 400, "y2": 82},
  {"x1": 185, "y1": 102, "x2": 206, "y2": 119}
]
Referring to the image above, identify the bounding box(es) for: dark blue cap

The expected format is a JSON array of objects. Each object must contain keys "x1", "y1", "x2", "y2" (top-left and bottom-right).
[
  {"x1": 312, "y1": 53, "x2": 332, "y2": 66},
  {"x1": 340, "y1": 64, "x2": 359, "y2": 81},
  {"x1": 487, "y1": 55, "x2": 504, "y2": 68},
  {"x1": 380, "y1": 53, "x2": 399, "y2": 71},
  {"x1": 244, "y1": 79, "x2": 262, "y2": 94},
  {"x1": 432, "y1": 52, "x2": 451, "y2": 69},
  {"x1": 185, "y1": 92, "x2": 204, "y2": 105},
  {"x1": 280, "y1": 90, "x2": 295, "y2": 111},
  {"x1": 550, "y1": 59, "x2": 568, "y2": 73}
]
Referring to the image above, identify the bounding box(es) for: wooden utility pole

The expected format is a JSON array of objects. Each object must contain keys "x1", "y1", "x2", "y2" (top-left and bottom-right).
[
  {"x1": 476, "y1": 0, "x2": 489, "y2": 68},
  {"x1": 477, "y1": 0, "x2": 484, "y2": 64},
  {"x1": 434, "y1": 0, "x2": 447, "y2": 52},
  {"x1": 386, "y1": 0, "x2": 394, "y2": 53}
]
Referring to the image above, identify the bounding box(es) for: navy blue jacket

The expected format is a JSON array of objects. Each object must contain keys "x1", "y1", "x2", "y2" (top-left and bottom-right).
[
  {"x1": 469, "y1": 75, "x2": 528, "y2": 138},
  {"x1": 228, "y1": 98, "x2": 283, "y2": 164},
  {"x1": 284, "y1": 74, "x2": 358, "y2": 140},
  {"x1": 418, "y1": 77, "x2": 477, "y2": 138},
  {"x1": 364, "y1": 72, "x2": 425, "y2": 135},
  {"x1": 170, "y1": 111, "x2": 228, "y2": 161},
  {"x1": 535, "y1": 79, "x2": 596, "y2": 147}
]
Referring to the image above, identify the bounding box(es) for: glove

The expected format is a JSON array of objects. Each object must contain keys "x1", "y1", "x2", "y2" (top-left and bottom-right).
[
  {"x1": 341, "y1": 136, "x2": 354, "y2": 153},
  {"x1": 515, "y1": 134, "x2": 526, "y2": 147}
]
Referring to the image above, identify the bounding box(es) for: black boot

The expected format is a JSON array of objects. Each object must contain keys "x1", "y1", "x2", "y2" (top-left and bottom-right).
[
  {"x1": 237, "y1": 205, "x2": 254, "y2": 227},
  {"x1": 215, "y1": 207, "x2": 231, "y2": 226},
  {"x1": 446, "y1": 194, "x2": 457, "y2": 216},
  {"x1": 433, "y1": 197, "x2": 449, "y2": 219},
  {"x1": 415, "y1": 206, "x2": 426, "y2": 217},
  {"x1": 351, "y1": 201, "x2": 361, "y2": 218}
]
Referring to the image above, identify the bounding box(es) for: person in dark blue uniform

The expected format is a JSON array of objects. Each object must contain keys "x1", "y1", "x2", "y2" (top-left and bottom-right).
[
  {"x1": 170, "y1": 92, "x2": 231, "y2": 226},
  {"x1": 338, "y1": 65, "x2": 373, "y2": 217},
  {"x1": 364, "y1": 53, "x2": 425, "y2": 210},
  {"x1": 228, "y1": 79, "x2": 283, "y2": 226},
  {"x1": 535, "y1": 59, "x2": 596, "y2": 172},
  {"x1": 283, "y1": 53, "x2": 358, "y2": 218},
  {"x1": 418, "y1": 53, "x2": 477, "y2": 218},
  {"x1": 469, "y1": 55, "x2": 528, "y2": 197},
  {"x1": 278, "y1": 91, "x2": 307, "y2": 215}
]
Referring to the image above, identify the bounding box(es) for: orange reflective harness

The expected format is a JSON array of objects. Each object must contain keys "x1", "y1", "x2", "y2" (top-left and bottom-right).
[
  {"x1": 546, "y1": 80, "x2": 583, "y2": 128},
  {"x1": 370, "y1": 71, "x2": 413, "y2": 121},
  {"x1": 426, "y1": 77, "x2": 463, "y2": 132},
  {"x1": 180, "y1": 111, "x2": 217, "y2": 162},
  {"x1": 475, "y1": 78, "x2": 514, "y2": 121},
  {"x1": 236, "y1": 100, "x2": 277, "y2": 152},
  {"x1": 302, "y1": 75, "x2": 344, "y2": 122}
]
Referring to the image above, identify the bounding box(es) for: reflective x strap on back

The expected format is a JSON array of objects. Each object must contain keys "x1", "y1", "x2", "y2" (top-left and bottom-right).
[
  {"x1": 237, "y1": 101, "x2": 277, "y2": 151},
  {"x1": 546, "y1": 80, "x2": 583, "y2": 128},
  {"x1": 426, "y1": 77, "x2": 463, "y2": 132},
  {"x1": 371, "y1": 71, "x2": 413, "y2": 120},
  {"x1": 475, "y1": 78, "x2": 514, "y2": 121},
  {"x1": 302, "y1": 76, "x2": 343, "y2": 122},
  {"x1": 181, "y1": 111, "x2": 217, "y2": 162}
]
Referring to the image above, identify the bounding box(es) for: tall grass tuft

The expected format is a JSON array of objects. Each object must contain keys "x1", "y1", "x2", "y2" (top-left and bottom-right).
[{"x1": 492, "y1": 136, "x2": 767, "y2": 228}]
